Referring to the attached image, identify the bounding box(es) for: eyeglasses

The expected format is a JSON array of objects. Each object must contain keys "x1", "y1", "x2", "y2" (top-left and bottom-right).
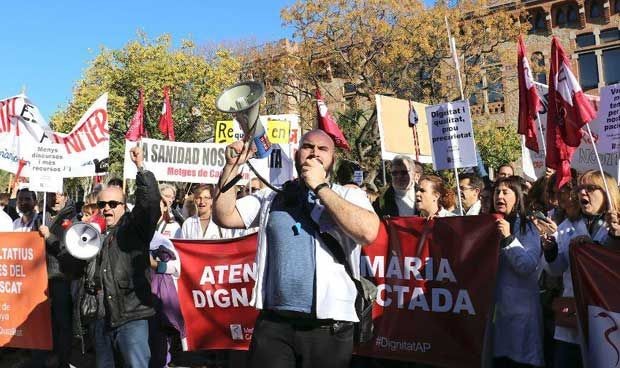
[
  {"x1": 575, "y1": 184, "x2": 603, "y2": 193},
  {"x1": 97, "y1": 200, "x2": 124, "y2": 209},
  {"x1": 459, "y1": 186, "x2": 476, "y2": 192}
]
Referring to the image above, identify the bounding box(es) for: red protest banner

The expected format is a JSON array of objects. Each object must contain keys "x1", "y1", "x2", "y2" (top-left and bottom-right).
[
  {"x1": 173, "y1": 234, "x2": 259, "y2": 351},
  {"x1": 0, "y1": 232, "x2": 52, "y2": 350},
  {"x1": 356, "y1": 216, "x2": 500, "y2": 367},
  {"x1": 570, "y1": 243, "x2": 620, "y2": 368},
  {"x1": 173, "y1": 217, "x2": 500, "y2": 367}
]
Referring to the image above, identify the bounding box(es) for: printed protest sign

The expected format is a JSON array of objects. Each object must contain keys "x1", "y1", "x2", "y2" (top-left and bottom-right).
[
  {"x1": 214, "y1": 114, "x2": 300, "y2": 146},
  {"x1": 426, "y1": 100, "x2": 477, "y2": 170},
  {"x1": 0, "y1": 232, "x2": 52, "y2": 350},
  {"x1": 594, "y1": 83, "x2": 620, "y2": 153},
  {"x1": 123, "y1": 139, "x2": 251, "y2": 184},
  {"x1": 173, "y1": 235, "x2": 259, "y2": 350},
  {"x1": 28, "y1": 143, "x2": 65, "y2": 193}
]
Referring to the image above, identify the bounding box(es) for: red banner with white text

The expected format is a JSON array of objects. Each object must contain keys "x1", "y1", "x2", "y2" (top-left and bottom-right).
[
  {"x1": 356, "y1": 216, "x2": 500, "y2": 367},
  {"x1": 173, "y1": 216, "x2": 500, "y2": 367},
  {"x1": 570, "y1": 243, "x2": 620, "y2": 368},
  {"x1": 173, "y1": 234, "x2": 259, "y2": 351}
]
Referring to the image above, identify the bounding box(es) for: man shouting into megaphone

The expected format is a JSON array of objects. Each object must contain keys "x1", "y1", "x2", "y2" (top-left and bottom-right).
[{"x1": 213, "y1": 129, "x2": 380, "y2": 368}]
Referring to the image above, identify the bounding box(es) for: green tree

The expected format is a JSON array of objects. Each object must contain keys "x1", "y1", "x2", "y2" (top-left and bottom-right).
[
  {"x1": 51, "y1": 32, "x2": 241, "y2": 178},
  {"x1": 475, "y1": 122, "x2": 521, "y2": 170}
]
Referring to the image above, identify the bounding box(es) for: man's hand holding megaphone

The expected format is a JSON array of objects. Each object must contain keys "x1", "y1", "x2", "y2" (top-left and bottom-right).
[{"x1": 225, "y1": 140, "x2": 257, "y2": 167}]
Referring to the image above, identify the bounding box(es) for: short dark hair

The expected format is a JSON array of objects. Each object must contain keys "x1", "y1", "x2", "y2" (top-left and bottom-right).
[
  {"x1": 459, "y1": 173, "x2": 484, "y2": 191},
  {"x1": 16, "y1": 188, "x2": 37, "y2": 201},
  {"x1": 107, "y1": 178, "x2": 123, "y2": 187}
]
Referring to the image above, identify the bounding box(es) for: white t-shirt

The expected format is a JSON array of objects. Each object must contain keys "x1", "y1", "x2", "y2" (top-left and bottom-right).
[{"x1": 0, "y1": 210, "x2": 12, "y2": 231}]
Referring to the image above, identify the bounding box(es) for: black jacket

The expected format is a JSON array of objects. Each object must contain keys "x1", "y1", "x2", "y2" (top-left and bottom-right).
[
  {"x1": 36, "y1": 199, "x2": 80, "y2": 280},
  {"x1": 99, "y1": 169, "x2": 161, "y2": 328}
]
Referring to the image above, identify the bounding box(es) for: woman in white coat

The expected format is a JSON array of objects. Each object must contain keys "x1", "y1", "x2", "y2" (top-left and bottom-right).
[
  {"x1": 534, "y1": 170, "x2": 620, "y2": 368},
  {"x1": 492, "y1": 176, "x2": 544, "y2": 367}
]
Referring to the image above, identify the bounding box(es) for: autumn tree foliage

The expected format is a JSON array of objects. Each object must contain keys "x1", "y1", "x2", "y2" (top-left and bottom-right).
[{"x1": 246, "y1": 0, "x2": 527, "y2": 187}]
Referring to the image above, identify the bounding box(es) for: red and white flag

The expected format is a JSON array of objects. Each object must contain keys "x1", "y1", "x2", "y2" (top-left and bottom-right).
[
  {"x1": 570, "y1": 243, "x2": 620, "y2": 368},
  {"x1": 158, "y1": 87, "x2": 175, "y2": 141},
  {"x1": 125, "y1": 89, "x2": 147, "y2": 141},
  {"x1": 546, "y1": 37, "x2": 597, "y2": 188},
  {"x1": 517, "y1": 35, "x2": 541, "y2": 153},
  {"x1": 316, "y1": 88, "x2": 350, "y2": 150}
]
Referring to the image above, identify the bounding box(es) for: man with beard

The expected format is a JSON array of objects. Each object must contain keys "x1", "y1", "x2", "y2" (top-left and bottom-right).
[
  {"x1": 213, "y1": 129, "x2": 380, "y2": 368},
  {"x1": 36, "y1": 191, "x2": 77, "y2": 368},
  {"x1": 373, "y1": 155, "x2": 420, "y2": 217},
  {"x1": 12, "y1": 189, "x2": 38, "y2": 231}
]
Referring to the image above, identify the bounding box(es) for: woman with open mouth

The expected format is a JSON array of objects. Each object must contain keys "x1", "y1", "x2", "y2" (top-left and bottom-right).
[
  {"x1": 536, "y1": 169, "x2": 620, "y2": 368},
  {"x1": 491, "y1": 176, "x2": 544, "y2": 368},
  {"x1": 414, "y1": 175, "x2": 455, "y2": 219}
]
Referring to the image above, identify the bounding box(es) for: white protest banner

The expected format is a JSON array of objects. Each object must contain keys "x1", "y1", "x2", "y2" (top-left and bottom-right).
[
  {"x1": 123, "y1": 138, "x2": 250, "y2": 184},
  {"x1": 593, "y1": 83, "x2": 620, "y2": 153},
  {"x1": 28, "y1": 143, "x2": 65, "y2": 193},
  {"x1": 426, "y1": 100, "x2": 477, "y2": 170},
  {"x1": 522, "y1": 83, "x2": 618, "y2": 181},
  {"x1": 51, "y1": 93, "x2": 109, "y2": 177},
  {"x1": 0, "y1": 94, "x2": 53, "y2": 175},
  {"x1": 0, "y1": 93, "x2": 109, "y2": 178}
]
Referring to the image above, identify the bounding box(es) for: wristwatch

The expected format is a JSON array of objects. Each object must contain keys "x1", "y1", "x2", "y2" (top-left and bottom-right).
[{"x1": 313, "y1": 182, "x2": 330, "y2": 195}]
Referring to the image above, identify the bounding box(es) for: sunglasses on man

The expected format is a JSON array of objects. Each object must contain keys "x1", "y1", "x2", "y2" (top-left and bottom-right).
[{"x1": 97, "y1": 200, "x2": 124, "y2": 209}]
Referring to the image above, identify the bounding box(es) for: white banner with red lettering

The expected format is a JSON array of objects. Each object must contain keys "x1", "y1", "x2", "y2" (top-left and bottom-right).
[{"x1": 0, "y1": 93, "x2": 109, "y2": 178}]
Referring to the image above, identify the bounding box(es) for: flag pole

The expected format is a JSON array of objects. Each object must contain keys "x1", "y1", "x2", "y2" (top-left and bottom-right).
[
  {"x1": 535, "y1": 112, "x2": 547, "y2": 156},
  {"x1": 585, "y1": 124, "x2": 615, "y2": 211},
  {"x1": 445, "y1": 16, "x2": 464, "y2": 215}
]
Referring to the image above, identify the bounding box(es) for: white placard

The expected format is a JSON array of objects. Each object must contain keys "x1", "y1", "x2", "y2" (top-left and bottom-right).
[
  {"x1": 353, "y1": 170, "x2": 364, "y2": 185},
  {"x1": 28, "y1": 143, "x2": 65, "y2": 193},
  {"x1": 426, "y1": 100, "x2": 477, "y2": 170},
  {"x1": 594, "y1": 83, "x2": 620, "y2": 153}
]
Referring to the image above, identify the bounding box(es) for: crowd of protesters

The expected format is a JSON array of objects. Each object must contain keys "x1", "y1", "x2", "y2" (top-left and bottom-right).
[{"x1": 0, "y1": 143, "x2": 619, "y2": 368}]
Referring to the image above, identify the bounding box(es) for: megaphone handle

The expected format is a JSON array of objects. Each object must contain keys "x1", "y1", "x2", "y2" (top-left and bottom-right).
[{"x1": 246, "y1": 161, "x2": 282, "y2": 193}]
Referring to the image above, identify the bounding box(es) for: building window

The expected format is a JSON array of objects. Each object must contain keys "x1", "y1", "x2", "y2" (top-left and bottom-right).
[
  {"x1": 487, "y1": 68, "x2": 504, "y2": 103},
  {"x1": 555, "y1": 4, "x2": 579, "y2": 27},
  {"x1": 600, "y1": 29, "x2": 620, "y2": 43},
  {"x1": 578, "y1": 52, "x2": 600, "y2": 89},
  {"x1": 590, "y1": 0, "x2": 604, "y2": 19},
  {"x1": 603, "y1": 47, "x2": 620, "y2": 84},
  {"x1": 530, "y1": 11, "x2": 547, "y2": 32},
  {"x1": 343, "y1": 82, "x2": 356, "y2": 95},
  {"x1": 576, "y1": 33, "x2": 597, "y2": 47}
]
